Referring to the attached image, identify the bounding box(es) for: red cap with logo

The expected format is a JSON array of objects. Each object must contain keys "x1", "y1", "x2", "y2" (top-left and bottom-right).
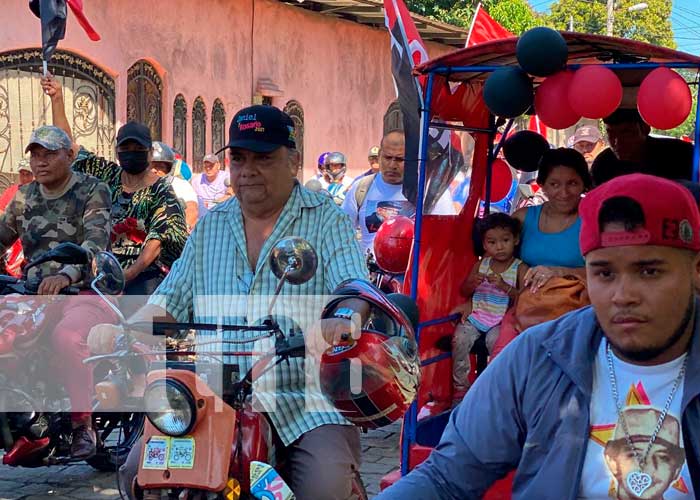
[{"x1": 579, "y1": 173, "x2": 700, "y2": 255}]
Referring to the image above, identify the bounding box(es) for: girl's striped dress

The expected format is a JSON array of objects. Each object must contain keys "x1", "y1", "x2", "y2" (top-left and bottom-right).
[{"x1": 468, "y1": 257, "x2": 521, "y2": 332}]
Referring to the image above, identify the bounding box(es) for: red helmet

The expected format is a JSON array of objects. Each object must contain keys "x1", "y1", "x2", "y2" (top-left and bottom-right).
[
  {"x1": 319, "y1": 280, "x2": 420, "y2": 429},
  {"x1": 373, "y1": 216, "x2": 414, "y2": 274}
]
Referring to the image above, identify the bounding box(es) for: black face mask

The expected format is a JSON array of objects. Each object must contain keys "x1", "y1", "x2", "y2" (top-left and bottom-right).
[{"x1": 118, "y1": 150, "x2": 150, "y2": 175}]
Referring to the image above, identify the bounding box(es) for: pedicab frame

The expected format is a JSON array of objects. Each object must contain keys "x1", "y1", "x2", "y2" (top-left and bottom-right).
[{"x1": 386, "y1": 32, "x2": 700, "y2": 495}]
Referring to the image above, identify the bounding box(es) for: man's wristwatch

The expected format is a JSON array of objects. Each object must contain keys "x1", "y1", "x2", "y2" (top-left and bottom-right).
[{"x1": 333, "y1": 307, "x2": 355, "y2": 320}]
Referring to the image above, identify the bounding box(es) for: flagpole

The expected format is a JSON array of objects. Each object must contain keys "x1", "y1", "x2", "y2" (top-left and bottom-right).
[{"x1": 465, "y1": 3, "x2": 481, "y2": 48}]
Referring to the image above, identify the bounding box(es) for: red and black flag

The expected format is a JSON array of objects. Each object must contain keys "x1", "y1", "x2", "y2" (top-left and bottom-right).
[
  {"x1": 66, "y1": 0, "x2": 101, "y2": 41},
  {"x1": 30, "y1": 0, "x2": 67, "y2": 63},
  {"x1": 29, "y1": 0, "x2": 101, "y2": 63},
  {"x1": 383, "y1": 0, "x2": 429, "y2": 205}
]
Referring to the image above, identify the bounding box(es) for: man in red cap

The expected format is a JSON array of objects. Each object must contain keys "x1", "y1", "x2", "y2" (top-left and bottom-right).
[{"x1": 377, "y1": 173, "x2": 700, "y2": 499}]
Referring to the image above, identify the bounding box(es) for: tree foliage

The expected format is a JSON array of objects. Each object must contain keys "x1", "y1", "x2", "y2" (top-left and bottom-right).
[
  {"x1": 485, "y1": 0, "x2": 540, "y2": 35},
  {"x1": 545, "y1": 0, "x2": 675, "y2": 48},
  {"x1": 406, "y1": 0, "x2": 539, "y2": 35}
]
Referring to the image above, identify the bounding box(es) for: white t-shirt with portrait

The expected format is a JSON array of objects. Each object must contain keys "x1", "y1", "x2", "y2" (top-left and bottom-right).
[
  {"x1": 342, "y1": 174, "x2": 455, "y2": 256},
  {"x1": 578, "y1": 341, "x2": 695, "y2": 500}
]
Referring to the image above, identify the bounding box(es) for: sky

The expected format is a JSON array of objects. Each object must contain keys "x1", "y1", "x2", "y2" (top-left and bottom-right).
[{"x1": 531, "y1": 0, "x2": 700, "y2": 55}]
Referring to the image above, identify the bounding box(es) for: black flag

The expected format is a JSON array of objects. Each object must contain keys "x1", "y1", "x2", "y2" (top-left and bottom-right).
[
  {"x1": 30, "y1": 0, "x2": 67, "y2": 63},
  {"x1": 384, "y1": 0, "x2": 426, "y2": 205}
]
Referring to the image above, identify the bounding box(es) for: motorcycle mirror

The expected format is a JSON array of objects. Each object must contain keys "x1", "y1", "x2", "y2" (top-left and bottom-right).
[
  {"x1": 269, "y1": 237, "x2": 318, "y2": 285},
  {"x1": 25, "y1": 242, "x2": 90, "y2": 270},
  {"x1": 91, "y1": 252, "x2": 126, "y2": 295}
]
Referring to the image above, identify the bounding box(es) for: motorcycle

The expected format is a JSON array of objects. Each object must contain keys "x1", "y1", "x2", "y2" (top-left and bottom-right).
[
  {"x1": 2, "y1": 241, "x2": 24, "y2": 279},
  {"x1": 367, "y1": 252, "x2": 404, "y2": 294},
  {"x1": 0, "y1": 243, "x2": 146, "y2": 471},
  {"x1": 89, "y1": 237, "x2": 368, "y2": 499}
]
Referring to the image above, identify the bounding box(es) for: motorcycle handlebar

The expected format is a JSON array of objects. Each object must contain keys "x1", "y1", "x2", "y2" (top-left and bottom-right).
[{"x1": 0, "y1": 274, "x2": 81, "y2": 296}]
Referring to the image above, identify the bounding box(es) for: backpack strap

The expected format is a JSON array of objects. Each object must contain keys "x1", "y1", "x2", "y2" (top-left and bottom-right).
[{"x1": 354, "y1": 173, "x2": 376, "y2": 209}]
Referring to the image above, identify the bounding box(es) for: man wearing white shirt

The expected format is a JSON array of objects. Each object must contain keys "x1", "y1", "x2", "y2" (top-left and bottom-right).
[
  {"x1": 191, "y1": 153, "x2": 231, "y2": 218},
  {"x1": 342, "y1": 130, "x2": 454, "y2": 256},
  {"x1": 151, "y1": 141, "x2": 198, "y2": 230}
]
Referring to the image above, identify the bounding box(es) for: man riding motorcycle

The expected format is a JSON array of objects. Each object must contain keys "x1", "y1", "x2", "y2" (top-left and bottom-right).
[
  {"x1": 0, "y1": 126, "x2": 113, "y2": 459},
  {"x1": 88, "y1": 105, "x2": 373, "y2": 499}
]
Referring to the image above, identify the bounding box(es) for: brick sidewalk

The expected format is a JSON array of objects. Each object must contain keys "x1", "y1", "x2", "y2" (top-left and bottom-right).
[{"x1": 0, "y1": 421, "x2": 402, "y2": 499}]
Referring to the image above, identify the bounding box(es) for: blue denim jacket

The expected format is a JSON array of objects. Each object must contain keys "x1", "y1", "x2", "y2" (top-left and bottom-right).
[{"x1": 377, "y1": 305, "x2": 700, "y2": 499}]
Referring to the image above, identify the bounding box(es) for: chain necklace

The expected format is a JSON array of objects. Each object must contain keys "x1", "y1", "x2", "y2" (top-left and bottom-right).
[
  {"x1": 541, "y1": 203, "x2": 576, "y2": 233},
  {"x1": 605, "y1": 341, "x2": 688, "y2": 498}
]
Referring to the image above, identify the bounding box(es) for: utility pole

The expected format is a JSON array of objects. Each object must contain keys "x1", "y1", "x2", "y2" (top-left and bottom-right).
[
  {"x1": 606, "y1": 0, "x2": 614, "y2": 36},
  {"x1": 569, "y1": 15, "x2": 574, "y2": 31}
]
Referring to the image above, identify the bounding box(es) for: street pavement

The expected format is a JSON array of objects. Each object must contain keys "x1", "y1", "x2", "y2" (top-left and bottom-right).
[{"x1": 0, "y1": 421, "x2": 401, "y2": 499}]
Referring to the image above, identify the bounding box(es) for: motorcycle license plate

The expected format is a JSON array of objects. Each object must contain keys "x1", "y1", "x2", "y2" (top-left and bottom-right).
[{"x1": 142, "y1": 436, "x2": 196, "y2": 470}]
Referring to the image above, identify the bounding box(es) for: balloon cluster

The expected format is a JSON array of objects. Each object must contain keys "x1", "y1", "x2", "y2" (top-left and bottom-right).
[
  {"x1": 483, "y1": 27, "x2": 692, "y2": 131},
  {"x1": 483, "y1": 27, "x2": 568, "y2": 119}
]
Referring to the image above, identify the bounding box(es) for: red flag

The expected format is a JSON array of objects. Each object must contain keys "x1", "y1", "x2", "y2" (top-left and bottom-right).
[
  {"x1": 466, "y1": 3, "x2": 513, "y2": 47},
  {"x1": 67, "y1": 0, "x2": 100, "y2": 41},
  {"x1": 528, "y1": 115, "x2": 548, "y2": 139}
]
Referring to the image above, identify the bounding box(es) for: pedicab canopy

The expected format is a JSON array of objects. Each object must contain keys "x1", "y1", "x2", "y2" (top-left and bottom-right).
[{"x1": 414, "y1": 32, "x2": 700, "y2": 132}]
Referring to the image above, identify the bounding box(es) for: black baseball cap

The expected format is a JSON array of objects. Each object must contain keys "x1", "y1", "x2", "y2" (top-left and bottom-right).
[
  {"x1": 116, "y1": 121, "x2": 152, "y2": 149},
  {"x1": 217, "y1": 105, "x2": 296, "y2": 154}
]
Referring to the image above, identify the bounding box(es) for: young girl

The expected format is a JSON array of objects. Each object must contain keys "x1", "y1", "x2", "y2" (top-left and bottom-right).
[{"x1": 451, "y1": 212, "x2": 529, "y2": 404}]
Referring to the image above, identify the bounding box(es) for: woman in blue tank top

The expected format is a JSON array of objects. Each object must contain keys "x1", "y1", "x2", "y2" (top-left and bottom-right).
[{"x1": 513, "y1": 148, "x2": 592, "y2": 292}]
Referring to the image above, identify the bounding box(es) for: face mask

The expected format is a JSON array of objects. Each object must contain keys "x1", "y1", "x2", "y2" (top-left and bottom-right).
[{"x1": 118, "y1": 150, "x2": 150, "y2": 175}]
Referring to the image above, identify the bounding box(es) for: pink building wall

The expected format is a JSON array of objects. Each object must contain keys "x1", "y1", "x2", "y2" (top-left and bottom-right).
[{"x1": 1, "y1": 0, "x2": 451, "y2": 180}]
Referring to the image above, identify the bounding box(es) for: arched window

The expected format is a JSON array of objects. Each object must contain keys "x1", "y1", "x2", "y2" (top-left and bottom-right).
[
  {"x1": 126, "y1": 60, "x2": 162, "y2": 141},
  {"x1": 0, "y1": 49, "x2": 115, "y2": 189},
  {"x1": 383, "y1": 100, "x2": 403, "y2": 135},
  {"x1": 283, "y1": 100, "x2": 304, "y2": 176},
  {"x1": 192, "y1": 97, "x2": 206, "y2": 171},
  {"x1": 173, "y1": 94, "x2": 187, "y2": 159},
  {"x1": 211, "y1": 99, "x2": 226, "y2": 163}
]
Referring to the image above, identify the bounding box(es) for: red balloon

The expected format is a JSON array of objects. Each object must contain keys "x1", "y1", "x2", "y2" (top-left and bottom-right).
[
  {"x1": 483, "y1": 159, "x2": 514, "y2": 203},
  {"x1": 637, "y1": 68, "x2": 692, "y2": 130},
  {"x1": 534, "y1": 71, "x2": 581, "y2": 129},
  {"x1": 568, "y1": 66, "x2": 622, "y2": 119}
]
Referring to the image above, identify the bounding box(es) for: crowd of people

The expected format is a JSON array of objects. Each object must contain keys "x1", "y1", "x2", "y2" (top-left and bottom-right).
[{"x1": 1, "y1": 69, "x2": 699, "y2": 499}]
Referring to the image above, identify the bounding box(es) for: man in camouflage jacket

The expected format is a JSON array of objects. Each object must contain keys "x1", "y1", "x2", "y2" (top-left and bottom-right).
[{"x1": 0, "y1": 126, "x2": 114, "y2": 459}]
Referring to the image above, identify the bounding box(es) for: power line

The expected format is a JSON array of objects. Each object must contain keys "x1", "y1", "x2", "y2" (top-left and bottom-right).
[
  {"x1": 675, "y1": 4, "x2": 700, "y2": 18},
  {"x1": 671, "y1": 10, "x2": 700, "y2": 38}
]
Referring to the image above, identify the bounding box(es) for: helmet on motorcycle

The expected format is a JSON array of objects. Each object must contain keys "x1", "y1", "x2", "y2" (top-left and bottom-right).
[
  {"x1": 325, "y1": 152, "x2": 347, "y2": 182},
  {"x1": 373, "y1": 216, "x2": 414, "y2": 274},
  {"x1": 152, "y1": 141, "x2": 175, "y2": 166},
  {"x1": 319, "y1": 280, "x2": 420, "y2": 429}
]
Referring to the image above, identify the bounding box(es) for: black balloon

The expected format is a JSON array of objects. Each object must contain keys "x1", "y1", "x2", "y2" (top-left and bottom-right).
[
  {"x1": 516, "y1": 27, "x2": 568, "y2": 77},
  {"x1": 483, "y1": 67, "x2": 534, "y2": 118},
  {"x1": 503, "y1": 130, "x2": 550, "y2": 173}
]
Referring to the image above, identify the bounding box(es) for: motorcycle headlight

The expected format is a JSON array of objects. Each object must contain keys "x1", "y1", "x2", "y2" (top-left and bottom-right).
[{"x1": 144, "y1": 379, "x2": 196, "y2": 437}]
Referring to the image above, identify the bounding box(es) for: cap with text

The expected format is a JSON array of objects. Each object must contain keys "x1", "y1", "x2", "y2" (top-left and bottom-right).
[
  {"x1": 579, "y1": 173, "x2": 700, "y2": 255},
  {"x1": 218, "y1": 105, "x2": 296, "y2": 154}
]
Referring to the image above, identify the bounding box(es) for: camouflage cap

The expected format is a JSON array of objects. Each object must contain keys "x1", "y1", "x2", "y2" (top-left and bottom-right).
[{"x1": 25, "y1": 126, "x2": 72, "y2": 153}]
